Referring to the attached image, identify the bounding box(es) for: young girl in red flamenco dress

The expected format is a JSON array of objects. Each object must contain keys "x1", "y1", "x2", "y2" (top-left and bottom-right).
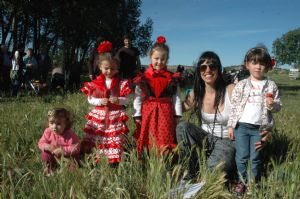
[
  {"x1": 133, "y1": 36, "x2": 182, "y2": 155},
  {"x1": 81, "y1": 41, "x2": 132, "y2": 166}
]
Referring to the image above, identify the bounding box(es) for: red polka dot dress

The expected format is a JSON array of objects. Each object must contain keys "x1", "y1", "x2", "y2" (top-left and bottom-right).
[
  {"x1": 81, "y1": 74, "x2": 132, "y2": 163},
  {"x1": 133, "y1": 65, "x2": 181, "y2": 154}
]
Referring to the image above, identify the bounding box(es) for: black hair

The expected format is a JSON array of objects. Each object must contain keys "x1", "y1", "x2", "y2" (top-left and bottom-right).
[
  {"x1": 192, "y1": 51, "x2": 226, "y2": 122},
  {"x1": 244, "y1": 46, "x2": 273, "y2": 71},
  {"x1": 123, "y1": 35, "x2": 131, "y2": 40}
]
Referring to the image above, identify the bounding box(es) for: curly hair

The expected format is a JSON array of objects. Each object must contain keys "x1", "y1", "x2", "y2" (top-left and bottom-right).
[{"x1": 47, "y1": 107, "x2": 73, "y2": 131}]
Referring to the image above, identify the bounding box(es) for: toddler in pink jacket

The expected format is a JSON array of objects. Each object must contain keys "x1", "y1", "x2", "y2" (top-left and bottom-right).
[{"x1": 38, "y1": 108, "x2": 80, "y2": 175}]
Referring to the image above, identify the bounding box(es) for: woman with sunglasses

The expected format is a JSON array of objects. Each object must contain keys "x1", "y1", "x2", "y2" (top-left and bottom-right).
[{"x1": 176, "y1": 51, "x2": 271, "y2": 182}]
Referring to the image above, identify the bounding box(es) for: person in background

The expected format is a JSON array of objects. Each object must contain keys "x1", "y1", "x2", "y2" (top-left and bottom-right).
[
  {"x1": 50, "y1": 62, "x2": 65, "y2": 91},
  {"x1": 37, "y1": 48, "x2": 52, "y2": 83},
  {"x1": 38, "y1": 108, "x2": 81, "y2": 176},
  {"x1": 116, "y1": 35, "x2": 141, "y2": 79},
  {"x1": 88, "y1": 37, "x2": 103, "y2": 80},
  {"x1": 0, "y1": 45, "x2": 12, "y2": 92},
  {"x1": 81, "y1": 41, "x2": 132, "y2": 167},
  {"x1": 23, "y1": 48, "x2": 38, "y2": 84},
  {"x1": 133, "y1": 36, "x2": 182, "y2": 155},
  {"x1": 228, "y1": 46, "x2": 281, "y2": 196},
  {"x1": 10, "y1": 50, "x2": 24, "y2": 96},
  {"x1": 67, "y1": 57, "x2": 82, "y2": 92}
]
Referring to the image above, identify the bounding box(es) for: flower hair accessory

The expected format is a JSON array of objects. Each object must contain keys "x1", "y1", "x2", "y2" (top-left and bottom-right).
[
  {"x1": 97, "y1": 41, "x2": 113, "y2": 54},
  {"x1": 271, "y1": 57, "x2": 276, "y2": 68},
  {"x1": 156, "y1": 36, "x2": 166, "y2": 44}
]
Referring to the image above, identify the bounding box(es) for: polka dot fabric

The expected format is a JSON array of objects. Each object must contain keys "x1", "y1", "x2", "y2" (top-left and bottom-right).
[{"x1": 136, "y1": 97, "x2": 176, "y2": 154}]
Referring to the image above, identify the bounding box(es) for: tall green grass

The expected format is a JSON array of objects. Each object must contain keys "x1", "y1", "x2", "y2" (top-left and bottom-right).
[{"x1": 0, "y1": 72, "x2": 299, "y2": 198}]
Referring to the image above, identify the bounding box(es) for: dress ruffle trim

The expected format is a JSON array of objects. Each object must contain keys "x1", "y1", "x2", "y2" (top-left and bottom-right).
[
  {"x1": 119, "y1": 80, "x2": 132, "y2": 96},
  {"x1": 97, "y1": 142, "x2": 122, "y2": 149},
  {"x1": 83, "y1": 126, "x2": 129, "y2": 136},
  {"x1": 85, "y1": 114, "x2": 129, "y2": 124}
]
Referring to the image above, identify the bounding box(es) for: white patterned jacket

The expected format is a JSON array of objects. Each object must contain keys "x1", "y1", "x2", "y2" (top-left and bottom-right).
[{"x1": 228, "y1": 78, "x2": 282, "y2": 131}]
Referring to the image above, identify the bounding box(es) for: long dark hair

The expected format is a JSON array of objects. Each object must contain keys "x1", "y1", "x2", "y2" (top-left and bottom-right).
[{"x1": 192, "y1": 51, "x2": 226, "y2": 123}]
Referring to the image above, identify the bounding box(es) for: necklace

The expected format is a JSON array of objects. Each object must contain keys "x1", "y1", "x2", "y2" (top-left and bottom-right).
[{"x1": 206, "y1": 108, "x2": 218, "y2": 153}]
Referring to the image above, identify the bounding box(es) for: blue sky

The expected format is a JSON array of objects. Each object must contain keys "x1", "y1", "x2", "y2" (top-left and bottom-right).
[{"x1": 139, "y1": 0, "x2": 300, "y2": 68}]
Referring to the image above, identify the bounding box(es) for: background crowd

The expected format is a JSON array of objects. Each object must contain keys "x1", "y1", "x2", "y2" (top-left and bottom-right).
[
  {"x1": 0, "y1": 44, "x2": 84, "y2": 96},
  {"x1": 0, "y1": 34, "x2": 143, "y2": 97}
]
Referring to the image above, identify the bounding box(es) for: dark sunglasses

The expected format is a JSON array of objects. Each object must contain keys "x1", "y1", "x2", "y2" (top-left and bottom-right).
[{"x1": 199, "y1": 64, "x2": 218, "y2": 72}]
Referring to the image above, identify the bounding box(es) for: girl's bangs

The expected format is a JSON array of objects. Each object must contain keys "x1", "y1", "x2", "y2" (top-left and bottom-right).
[{"x1": 249, "y1": 54, "x2": 268, "y2": 65}]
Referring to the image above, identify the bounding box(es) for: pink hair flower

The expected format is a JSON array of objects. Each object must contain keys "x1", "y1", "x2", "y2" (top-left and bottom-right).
[
  {"x1": 156, "y1": 36, "x2": 166, "y2": 44},
  {"x1": 97, "y1": 41, "x2": 113, "y2": 54}
]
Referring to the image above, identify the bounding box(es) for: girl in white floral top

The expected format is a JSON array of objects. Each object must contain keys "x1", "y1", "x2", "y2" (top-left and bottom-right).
[{"x1": 228, "y1": 46, "x2": 282, "y2": 196}]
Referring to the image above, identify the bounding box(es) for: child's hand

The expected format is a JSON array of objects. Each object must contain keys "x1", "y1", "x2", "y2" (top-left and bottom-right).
[
  {"x1": 228, "y1": 128, "x2": 234, "y2": 140},
  {"x1": 52, "y1": 147, "x2": 64, "y2": 157},
  {"x1": 44, "y1": 144, "x2": 54, "y2": 153},
  {"x1": 109, "y1": 97, "x2": 119, "y2": 104},
  {"x1": 102, "y1": 98, "x2": 109, "y2": 106},
  {"x1": 266, "y1": 93, "x2": 274, "y2": 110}
]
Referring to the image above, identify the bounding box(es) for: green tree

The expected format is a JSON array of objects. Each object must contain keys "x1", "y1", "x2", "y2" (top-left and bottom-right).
[
  {"x1": 273, "y1": 28, "x2": 300, "y2": 68},
  {"x1": 1, "y1": 0, "x2": 153, "y2": 71}
]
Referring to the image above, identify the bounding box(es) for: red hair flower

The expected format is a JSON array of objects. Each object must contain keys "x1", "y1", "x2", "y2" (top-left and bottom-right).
[
  {"x1": 271, "y1": 58, "x2": 276, "y2": 68},
  {"x1": 97, "y1": 41, "x2": 113, "y2": 54},
  {"x1": 156, "y1": 36, "x2": 166, "y2": 44},
  {"x1": 266, "y1": 93, "x2": 273, "y2": 98}
]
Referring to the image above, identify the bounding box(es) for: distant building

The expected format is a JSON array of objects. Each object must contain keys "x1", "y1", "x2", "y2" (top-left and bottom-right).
[{"x1": 289, "y1": 68, "x2": 299, "y2": 80}]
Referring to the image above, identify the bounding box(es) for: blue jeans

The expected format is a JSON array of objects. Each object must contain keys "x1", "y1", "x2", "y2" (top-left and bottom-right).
[
  {"x1": 176, "y1": 122, "x2": 236, "y2": 179},
  {"x1": 235, "y1": 122, "x2": 261, "y2": 182}
]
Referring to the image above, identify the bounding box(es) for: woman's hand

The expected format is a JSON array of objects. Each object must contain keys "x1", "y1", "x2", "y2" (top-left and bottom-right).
[
  {"x1": 228, "y1": 127, "x2": 234, "y2": 140},
  {"x1": 255, "y1": 131, "x2": 272, "y2": 151}
]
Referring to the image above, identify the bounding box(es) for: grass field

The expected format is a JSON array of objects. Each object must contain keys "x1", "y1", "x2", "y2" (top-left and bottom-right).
[{"x1": 0, "y1": 70, "x2": 300, "y2": 198}]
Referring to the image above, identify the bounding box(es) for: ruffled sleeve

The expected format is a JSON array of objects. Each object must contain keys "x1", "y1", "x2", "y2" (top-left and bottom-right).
[
  {"x1": 81, "y1": 82, "x2": 95, "y2": 96},
  {"x1": 132, "y1": 72, "x2": 145, "y2": 85},
  {"x1": 119, "y1": 79, "x2": 133, "y2": 97}
]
